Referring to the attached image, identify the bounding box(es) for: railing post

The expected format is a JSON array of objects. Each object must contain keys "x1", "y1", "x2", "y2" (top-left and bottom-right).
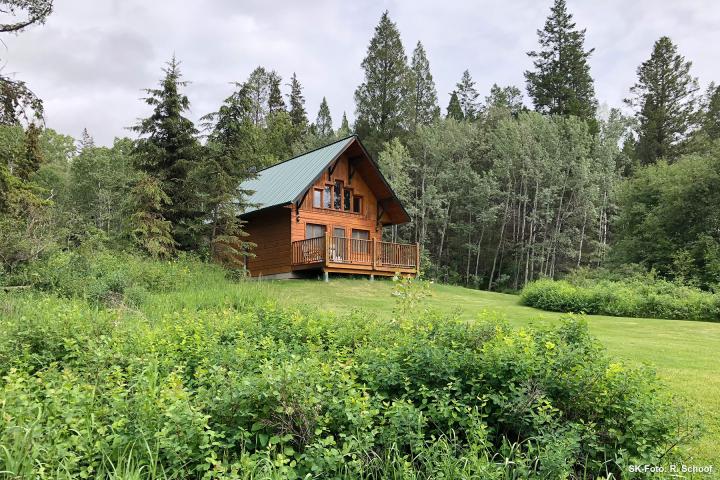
[
  {"x1": 415, "y1": 242, "x2": 420, "y2": 276},
  {"x1": 325, "y1": 233, "x2": 330, "y2": 265},
  {"x1": 372, "y1": 238, "x2": 377, "y2": 270}
]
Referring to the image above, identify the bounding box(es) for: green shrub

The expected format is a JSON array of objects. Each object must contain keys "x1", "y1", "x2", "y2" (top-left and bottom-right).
[
  {"x1": 521, "y1": 276, "x2": 720, "y2": 321},
  {"x1": 2, "y1": 249, "x2": 229, "y2": 307},
  {"x1": 0, "y1": 281, "x2": 693, "y2": 479}
]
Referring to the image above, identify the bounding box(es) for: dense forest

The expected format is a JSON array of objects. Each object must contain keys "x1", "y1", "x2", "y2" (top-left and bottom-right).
[{"x1": 2, "y1": 0, "x2": 720, "y2": 291}]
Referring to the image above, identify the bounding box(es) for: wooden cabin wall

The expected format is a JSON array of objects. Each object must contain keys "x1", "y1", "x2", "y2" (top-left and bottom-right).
[
  {"x1": 244, "y1": 206, "x2": 292, "y2": 276},
  {"x1": 291, "y1": 153, "x2": 381, "y2": 243}
]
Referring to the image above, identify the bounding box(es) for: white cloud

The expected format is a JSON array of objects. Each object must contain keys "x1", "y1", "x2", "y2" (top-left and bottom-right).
[{"x1": 2, "y1": 0, "x2": 719, "y2": 145}]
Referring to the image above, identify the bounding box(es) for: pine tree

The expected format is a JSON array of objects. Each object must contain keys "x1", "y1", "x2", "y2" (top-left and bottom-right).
[
  {"x1": 79, "y1": 128, "x2": 94, "y2": 152},
  {"x1": 354, "y1": 10, "x2": 409, "y2": 155},
  {"x1": 131, "y1": 56, "x2": 200, "y2": 248},
  {"x1": 699, "y1": 83, "x2": 720, "y2": 140},
  {"x1": 455, "y1": 70, "x2": 480, "y2": 120},
  {"x1": 17, "y1": 122, "x2": 43, "y2": 180},
  {"x1": 525, "y1": 0, "x2": 597, "y2": 121},
  {"x1": 337, "y1": 112, "x2": 351, "y2": 137},
  {"x1": 407, "y1": 41, "x2": 439, "y2": 129},
  {"x1": 625, "y1": 36, "x2": 699, "y2": 164},
  {"x1": 196, "y1": 91, "x2": 257, "y2": 265},
  {"x1": 287, "y1": 73, "x2": 308, "y2": 134},
  {"x1": 267, "y1": 71, "x2": 286, "y2": 115},
  {"x1": 446, "y1": 91, "x2": 464, "y2": 121},
  {"x1": 129, "y1": 174, "x2": 176, "y2": 259},
  {"x1": 315, "y1": 97, "x2": 333, "y2": 139}
]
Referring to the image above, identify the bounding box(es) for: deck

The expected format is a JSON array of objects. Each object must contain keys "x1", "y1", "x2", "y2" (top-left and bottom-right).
[{"x1": 291, "y1": 236, "x2": 419, "y2": 276}]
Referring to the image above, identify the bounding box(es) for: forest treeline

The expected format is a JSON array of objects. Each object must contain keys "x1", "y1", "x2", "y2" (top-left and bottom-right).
[{"x1": 2, "y1": 0, "x2": 720, "y2": 290}]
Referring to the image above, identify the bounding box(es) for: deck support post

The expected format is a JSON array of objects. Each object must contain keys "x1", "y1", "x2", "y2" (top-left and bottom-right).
[
  {"x1": 370, "y1": 274, "x2": 375, "y2": 281},
  {"x1": 323, "y1": 270, "x2": 329, "y2": 282}
]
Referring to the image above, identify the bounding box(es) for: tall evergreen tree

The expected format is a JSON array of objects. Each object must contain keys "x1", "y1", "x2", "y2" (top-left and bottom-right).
[
  {"x1": 354, "y1": 10, "x2": 409, "y2": 155},
  {"x1": 196, "y1": 86, "x2": 258, "y2": 266},
  {"x1": 455, "y1": 70, "x2": 480, "y2": 120},
  {"x1": 338, "y1": 112, "x2": 351, "y2": 136},
  {"x1": 315, "y1": 97, "x2": 333, "y2": 139},
  {"x1": 625, "y1": 36, "x2": 699, "y2": 165},
  {"x1": 131, "y1": 56, "x2": 199, "y2": 248},
  {"x1": 287, "y1": 73, "x2": 308, "y2": 133},
  {"x1": 446, "y1": 91, "x2": 464, "y2": 121},
  {"x1": 17, "y1": 123, "x2": 43, "y2": 180},
  {"x1": 525, "y1": 0, "x2": 597, "y2": 121},
  {"x1": 78, "y1": 127, "x2": 94, "y2": 151},
  {"x1": 700, "y1": 83, "x2": 720, "y2": 140},
  {"x1": 407, "y1": 41, "x2": 439, "y2": 129},
  {"x1": 267, "y1": 71, "x2": 286, "y2": 115}
]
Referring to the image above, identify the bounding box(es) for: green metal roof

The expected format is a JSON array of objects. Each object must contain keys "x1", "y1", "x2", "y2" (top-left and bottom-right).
[{"x1": 240, "y1": 135, "x2": 355, "y2": 214}]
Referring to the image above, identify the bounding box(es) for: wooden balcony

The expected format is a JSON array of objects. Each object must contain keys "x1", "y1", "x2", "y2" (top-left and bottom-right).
[{"x1": 291, "y1": 236, "x2": 419, "y2": 276}]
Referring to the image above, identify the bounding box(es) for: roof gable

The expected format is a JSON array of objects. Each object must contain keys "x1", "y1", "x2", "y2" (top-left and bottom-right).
[
  {"x1": 240, "y1": 135, "x2": 410, "y2": 224},
  {"x1": 240, "y1": 136, "x2": 354, "y2": 214}
]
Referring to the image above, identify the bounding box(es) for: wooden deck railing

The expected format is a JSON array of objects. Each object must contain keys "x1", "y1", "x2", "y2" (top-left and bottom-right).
[
  {"x1": 292, "y1": 236, "x2": 325, "y2": 265},
  {"x1": 292, "y1": 236, "x2": 419, "y2": 272},
  {"x1": 378, "y1": 241, "x2": 417, "y2": 268}
]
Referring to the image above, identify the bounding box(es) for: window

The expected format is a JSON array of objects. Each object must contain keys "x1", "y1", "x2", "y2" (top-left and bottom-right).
[
  {"x1": 313, "y1": 189, "x2": 322, "y2": 208},
  {"x1": 333, "y1": 227, "x2": 345, "y2": 238},
  {"x1": 352, "y1": 229, "x2": 369, "y2": 240},
  {"x1": 334, "y1": 180, "x2": 342, "y2": 209},
  {"x1": 344, "y1": 189, "x2": 351, "y2": 211},
  {"x1": 324, "y1": 186, "x2": 332, "y2": 208},
  {"x1": 305, "y1": 223, "x2": 326, "y2": 239},
  {"x1": 353, "y1": 196, "x2": 362, "y2": 214},
  {"x1": 352, "y1": 229, "x2": 370, "y2": 254}
]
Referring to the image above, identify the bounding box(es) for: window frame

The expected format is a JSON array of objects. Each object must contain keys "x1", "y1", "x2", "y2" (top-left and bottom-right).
[{"x1": 312, "y1": 188, "x2": 323, "y2": 208}]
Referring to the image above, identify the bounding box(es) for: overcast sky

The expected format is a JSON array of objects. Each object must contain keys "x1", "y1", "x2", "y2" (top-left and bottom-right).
[{"x1": 3, "y1": 0, "x2": 720, "y2": 146}]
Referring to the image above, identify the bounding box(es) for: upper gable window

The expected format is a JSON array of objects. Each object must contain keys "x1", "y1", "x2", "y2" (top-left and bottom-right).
[
  {"x1": 313, "y1": 189, "x2": 322, "y2": 208},
  {"x1": 334, "y1": 180, "x2": 343, "y2": 209},
  {"x1": 353, "y1": 196, "x2": 362, "y2": 214},
  {"x1": 324, "y1": 186, "x2": 332, "y2": 208},
  {"x1": 344, "y1": 189, "x2": 351, "y2": 211}
]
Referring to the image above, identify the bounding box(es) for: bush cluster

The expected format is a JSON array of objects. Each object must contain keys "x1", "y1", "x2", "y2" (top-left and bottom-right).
[
  {"x1": 520, "y1": 275, "x2": 720, "y2": 321},
  {"x1": 0, "y1": 268, "x2": 690, "y2": 479},
  {"x1": 1, "y1": 249, "x2": 227, "y2": 306}
]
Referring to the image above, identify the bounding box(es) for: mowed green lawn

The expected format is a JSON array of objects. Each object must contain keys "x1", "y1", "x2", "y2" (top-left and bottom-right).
[{"x1": 265, "y1": 278, "x2": 720, "y2": 466}]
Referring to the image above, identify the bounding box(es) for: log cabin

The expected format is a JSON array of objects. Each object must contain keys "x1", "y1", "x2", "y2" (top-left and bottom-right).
[{"x1": 239, "y1": 135, "x2": 418, "y2": 280}]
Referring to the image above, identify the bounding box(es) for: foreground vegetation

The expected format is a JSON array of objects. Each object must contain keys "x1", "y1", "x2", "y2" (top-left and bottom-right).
[
  {"x1": 0, "y1": 254, "x2": 702, "y2": 479},
  {"x1": 271, "y1": 278, "x2": 720, "y2": 467}
]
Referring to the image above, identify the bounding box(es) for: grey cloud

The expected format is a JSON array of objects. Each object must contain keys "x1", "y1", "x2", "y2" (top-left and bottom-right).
[{"x1": 1, "y1": 0, "x2": 718, "y2": 146}]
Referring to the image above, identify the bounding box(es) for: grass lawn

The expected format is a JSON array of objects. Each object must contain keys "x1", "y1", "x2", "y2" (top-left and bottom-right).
[{"x1": 263, "y1": 278, "x2": 720, "y2": 466}]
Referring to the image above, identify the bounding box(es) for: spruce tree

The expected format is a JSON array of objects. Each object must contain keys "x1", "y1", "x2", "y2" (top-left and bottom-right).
[
  {"x1": 625, "y1": 36, "x2": 698, "y2": 164},
  {"x1": 701, "y1": 83, "x2": 720, "y2": 140},
  {"x1": 79, "y1": 128, "x2": 94, "y2": 151},
  {"x1": 287, "y1": 73, "x2": 308, "y2": 134},
  {"x1": 354, "y1": 10, "x2": 409, "y2": 155},
  {"x1": 407, "y1": 41, "x2": 439, "y2": 129},
  {"x1": 525, "y1": 0, "x2": 597, "y2": 121},
  {"x1": 267, "y1": 71, "x2": 286, "y2": 115},
  {"x1": 132, "y1": 56, "x2": 199, "y2": 248},
  {"x1": 17, "y1": 122, "x2": 43, "y2": 180},
  {"x1": 315, "y1": 97, "x2": 333, "y2": 139},
  {"x1": 455, "y1": 70, "x2": 480, "y2": 120},
  {"x1": 338, "y1": 112, "x2": 351, "y2": 136},
  {"x1": 446, "y1": 91, "x2": 464, "y2": 121},
  {"x1": 196, "y1": 86, "x2": 258, "y2": 266}
]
